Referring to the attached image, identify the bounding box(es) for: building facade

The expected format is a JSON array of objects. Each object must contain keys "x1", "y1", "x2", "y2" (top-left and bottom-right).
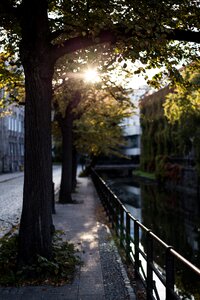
[
  {"x1": 121, "y1": 91, "x2": 143, "y2": 161},
  {"x1": 122, "y1": 108, "x2": 141, "y2": 157},
  {"x1": 0, "y1": 105, "x2": 24, "y2": 173}
]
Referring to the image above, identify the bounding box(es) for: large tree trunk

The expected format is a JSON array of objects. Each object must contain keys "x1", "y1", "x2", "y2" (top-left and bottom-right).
[
  {"x1": 59, "y1": 91, "x2": 81, "y2": 203},
  {"x1": 18, "y1": 64, "x2": 54, "y2": 264},
  {"x1": 59, "y1": 114, "x2": 74, "y2": 203},
  {"x1": 18, "y1": 0, "x2": 55, "y2": 265},
  {"x1": 72, "y1": 146, "x2": 78, "y2": 192}
]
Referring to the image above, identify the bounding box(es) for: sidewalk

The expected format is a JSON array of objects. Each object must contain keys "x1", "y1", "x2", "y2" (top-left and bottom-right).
[
  {"x1": 0, "y1": 171, "x2": 24, "y2": 183},
  {"x1": 0, "y1": 176, "x2": 136, "y2": 300},
  {"x1": 0, "y1": 165, "x2": 61, "y2": 186}
]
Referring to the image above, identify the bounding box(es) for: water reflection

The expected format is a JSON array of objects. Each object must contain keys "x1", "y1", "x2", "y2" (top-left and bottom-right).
[{"x1": 105, "y1": 176, "x2": 200, "y2": 299}]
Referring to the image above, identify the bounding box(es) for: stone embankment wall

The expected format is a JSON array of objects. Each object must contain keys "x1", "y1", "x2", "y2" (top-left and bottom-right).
[{"x1": 166, "y1": 166, "x2": 199, "y2": 194}]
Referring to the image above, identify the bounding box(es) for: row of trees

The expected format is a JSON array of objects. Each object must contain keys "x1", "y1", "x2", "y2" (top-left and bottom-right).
[
  {"x1": 0, "y1": 0, "x2": 199, "y2": 266},
  {"x1": 52, "y1": 57, "x2": 134, "y2": 203}
]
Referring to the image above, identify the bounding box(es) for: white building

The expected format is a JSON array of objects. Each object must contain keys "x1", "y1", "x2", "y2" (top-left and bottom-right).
[
  {"x1": 122, "y1": 106, "x2": 141, "y2": 157},
  {"x1": 0, "y1": 104, "x2": 24, "y2": 173},
  {"x1": 121, "y1": 88, "x2": 146, "y2": 159}
]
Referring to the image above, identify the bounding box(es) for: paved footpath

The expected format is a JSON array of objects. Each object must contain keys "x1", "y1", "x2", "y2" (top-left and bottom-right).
[{"x1": 0, "y1": 174, "x2": 136, "y2": 300}]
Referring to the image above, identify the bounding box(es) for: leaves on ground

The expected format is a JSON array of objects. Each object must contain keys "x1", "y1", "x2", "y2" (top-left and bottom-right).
[{"x1": 0, "y1": 230, "x2": 81, "y2": 286}]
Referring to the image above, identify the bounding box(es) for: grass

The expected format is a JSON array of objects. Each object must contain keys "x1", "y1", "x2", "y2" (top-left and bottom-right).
[
  {"x1": 0, "y1": 229, "x2": 81, "y2": 287},
  {"x1": 132, "y1": 169, "x2": 156, "y2": 180}
]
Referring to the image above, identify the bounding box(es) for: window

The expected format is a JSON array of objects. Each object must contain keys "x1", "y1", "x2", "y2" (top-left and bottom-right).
[
  {"x1": 20, "y1": 143, "x2": 24, "y2": 156},
  {"x1": 125, "y1": 135, "x2": 139, "y2": 148},
  {"x1": 8, "y1": 117, "x2": 12, "y2": 130},
  {"x1": 15, "y1": 119, "x2": 17, "y2": 131},
  {"x1": 12, "y1": 118, "x2": 15, "y2": 131},
  {"x1": 9, "y1": 143, "x2": 14, "y2": 156},
  {"x1": 18, "y1": 119, "x2": 21, "y2": 132}
]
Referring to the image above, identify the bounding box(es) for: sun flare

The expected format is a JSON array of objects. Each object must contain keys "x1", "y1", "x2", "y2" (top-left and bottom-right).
[{"x1": 84, "y1": 68, "x2": 100, "y2": 83}]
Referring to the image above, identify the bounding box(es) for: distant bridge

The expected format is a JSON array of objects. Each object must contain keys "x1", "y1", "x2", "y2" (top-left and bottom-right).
[{"x1": 94, "y1": 164, "x2": 139, "y2": 170}]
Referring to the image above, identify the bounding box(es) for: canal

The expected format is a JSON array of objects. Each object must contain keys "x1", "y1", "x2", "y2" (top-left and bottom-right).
[{"x1": 98, "y1": 171, "x2": 200, "y2": 300}]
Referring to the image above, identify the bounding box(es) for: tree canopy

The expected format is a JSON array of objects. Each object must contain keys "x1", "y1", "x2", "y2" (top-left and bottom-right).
[
  {"x1": 0, "y1": 52, "x2": 24, "y2": 105},
  {"x1": 74, "y1": 87, "x2": 134, "y2": 157},
  {"x1": 164, "y1": 62, "x2": 200, "y2": 123},
  {"x1": 53, "y1": 51, "x2": 135, "y2": 158},
  {"x1": 0, "y1": 0, "x2": 200, "y2": 73},
  {"x1": 164, "y1": 62, "x2": 200, "y2": 173}
]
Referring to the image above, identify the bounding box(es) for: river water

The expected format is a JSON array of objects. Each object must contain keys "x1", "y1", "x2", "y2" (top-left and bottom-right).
[{"x1": 101, "y1": 174, "x2": 200, "y2": 300}]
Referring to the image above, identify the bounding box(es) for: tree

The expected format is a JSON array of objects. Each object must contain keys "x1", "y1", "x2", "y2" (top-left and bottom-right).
[
  {"x1": 74, "y1": 88, "x2": 133, "y2": 159},
  {"x1": 55, "y1": 86, "x2": 82, "y2": 204},
  {"x1": 164, "y1": 62, "x2": 200, "y2": 124},
  {"x1": 0, "y1": 0, "x2": 199, "y2": 265},
  {"x1": 0, "y1": 52, "x2": 24, "y2": 117},
  {"x1": 52, "y1": 52, "x2": 96, "y2": 204},
  {"x1": 53, "y1": 68, "x2": 134, "y2": 203},
  {"x1": 164, "y1": 63, "x2": 200, "y2": 183},
  {"x1": 52, "y1": 47, "x2": 134, "y2": 203}
]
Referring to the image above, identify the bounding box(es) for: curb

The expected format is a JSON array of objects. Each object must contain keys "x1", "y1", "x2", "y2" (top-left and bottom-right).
[
  {"x1": 0, "y1": 173, "x2": 24, "y2": 184},
  {"x1": 107, "y1": 230, "x2": 136, "y2": 300}
]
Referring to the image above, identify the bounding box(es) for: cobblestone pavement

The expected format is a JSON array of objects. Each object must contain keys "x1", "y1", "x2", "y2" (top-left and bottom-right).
[{"x1": 0, "y1": 165, "x2": 61, "y2": 237}]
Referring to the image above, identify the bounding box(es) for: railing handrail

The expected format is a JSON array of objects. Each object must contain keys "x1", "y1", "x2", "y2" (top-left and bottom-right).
[{"x1": 91, "y1": 168, "x2": 200, "y2": 300}]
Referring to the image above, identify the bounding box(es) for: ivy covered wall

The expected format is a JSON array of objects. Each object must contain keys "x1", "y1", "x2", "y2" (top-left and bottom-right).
[{"x1": 140, "y1": 86, "x2": 200, "y2": 184}]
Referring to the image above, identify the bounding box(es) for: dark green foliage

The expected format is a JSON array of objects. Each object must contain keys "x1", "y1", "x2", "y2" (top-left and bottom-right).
[
  {"x1": 140, "y1": 85, "x2": 200, "y2": 181},
  {"x1": 0, "y1": 231, "x2": 81, "y2": 286},
  {"x1": 140, "y1": 86, "x2": 177, "y2": 173},
  {"x1": 0, "y1": 233, "x2": 18, "y2": 285}
]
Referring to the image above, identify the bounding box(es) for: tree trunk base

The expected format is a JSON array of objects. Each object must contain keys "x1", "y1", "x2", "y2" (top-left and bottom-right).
[{"x1": 58, "y1": 192, "x2": 74, "y2": 204}]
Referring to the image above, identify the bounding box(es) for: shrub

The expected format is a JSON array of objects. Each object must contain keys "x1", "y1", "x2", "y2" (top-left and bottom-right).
[{"x1": 0, "y1": 230, "x2": 81, "y2": 286}]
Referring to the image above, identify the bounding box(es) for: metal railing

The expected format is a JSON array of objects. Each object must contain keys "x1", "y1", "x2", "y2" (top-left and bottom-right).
[{"x1": 91, "y1": 169, "x2": 200, "y2": 300}]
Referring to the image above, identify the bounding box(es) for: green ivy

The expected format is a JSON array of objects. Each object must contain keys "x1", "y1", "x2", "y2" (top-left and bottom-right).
[{"x1": 140, "y1": 85, "x2": 200, "y2": 179}]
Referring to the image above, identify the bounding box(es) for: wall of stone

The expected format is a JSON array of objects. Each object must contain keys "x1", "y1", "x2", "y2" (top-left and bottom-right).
[{"x1": 166, "y1": 166, "x2": 198, "y2": 194}]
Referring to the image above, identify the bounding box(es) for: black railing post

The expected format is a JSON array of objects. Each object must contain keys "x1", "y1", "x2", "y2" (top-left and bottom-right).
[
  {"x1": 134, "y1": 220, "x2": 140, "y2": 278},
  {"x1": 115, "y1": 199, "x2": 120, "y2": 237},
  {"x1": 146, "y1": 230, "x2": 153, "y2": 300},
  {"x1": 166, "y1": 247, "x2": 175, "y2": 300},
  {"x1": 52, "y1": 181, "x2": 56, "y2": 214},
  {"x1": 112, "y1": 195, "x2": 116, "y2": 231},
  {"x1": 110, "y1": 194, "x2": 115, "y2": 229},
  {"x1": 120, "y1": 207, "x2": 124, "y2": 248},
  {"x1": 126, "y1": 212, "x2": 131, "y2": 262},
  {"x1": 104, "y1": 188, "x2": 110, "y2": 217},
  {"x1": 99, "y1": 180, "x2": 104, "y2": 206}
]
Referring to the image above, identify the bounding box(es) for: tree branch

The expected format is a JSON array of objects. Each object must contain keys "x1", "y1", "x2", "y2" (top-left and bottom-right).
[
  {"x1": 0, "y1": 0, "x2": 19, "y2": 20},
  {"x1": 50, "y1": 29, "x2": 65, "y2": 41},
  {"x1": 50, "y1": 23, "x2": 86, "y2": 42},
  {"x1": 168, "y1": 29, "x2": 200, "y2": 44},
  {"x1": 51, "y1": 26, "x2": 200, "y2": 62},
  {"x1": 51, "y1": 30, "x2": 116, "y2": 61}
]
